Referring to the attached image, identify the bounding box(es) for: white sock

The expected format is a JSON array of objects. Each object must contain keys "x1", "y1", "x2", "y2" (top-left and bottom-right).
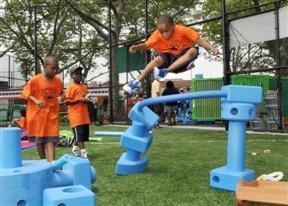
[
  {"x1": 80, "y1": 149, "x2": 88, "y2": 158},
  {"x1": 80, "y1": 148, "x2": 87, "y2": 154},
  {"x1": 72, "y1": 145, "x2": 79, "y2": 152}
]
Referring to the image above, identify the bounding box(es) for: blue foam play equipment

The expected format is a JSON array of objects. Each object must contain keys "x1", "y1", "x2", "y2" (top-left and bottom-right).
[
  {"x1": 95, "y1": 131, "x2": 124, "y2": 136},
  {"x1": 176, "y1": 99, "x2": 195, "y2": 124},
  {"x1": 43, "y1": 185, "x2": 95, "y2": 206},
  {"x1": 0, "y1": 127, "x2": 96, "y2": 206},
  {"x1": 116, "y1": 85, "x2": 262, "y2": 192}
]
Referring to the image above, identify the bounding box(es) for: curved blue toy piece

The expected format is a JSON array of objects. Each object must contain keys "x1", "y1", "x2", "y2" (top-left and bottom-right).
[{"x1": 116, "y1": 85, "x2": 263, "y2": 192}]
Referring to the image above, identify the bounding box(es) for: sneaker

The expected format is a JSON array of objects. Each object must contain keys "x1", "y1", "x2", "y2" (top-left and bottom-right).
[
  {"x1": 80, "y1": 149, "x2": 88, "y2": 159},
  {"x1": 186, "y1": 60, "x2": 195, "y2": 70},
  {"x1": 81, "y1": 152, "x2": 88, "y2": 159},
  {"x1": 153, "y1": 67, "x2": 168, "y2": 80},
  {"x1": 71, "y1": 150, "x2": 80, "y2": 157},
  {"x1": 123, "y1": 80, "x2": 141, "y2": 94}
]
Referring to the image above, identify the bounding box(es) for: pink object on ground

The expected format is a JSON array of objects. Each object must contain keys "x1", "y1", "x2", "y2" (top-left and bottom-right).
[{"x1": 21, "y1": 140, "x2": 36, "y2": 149}]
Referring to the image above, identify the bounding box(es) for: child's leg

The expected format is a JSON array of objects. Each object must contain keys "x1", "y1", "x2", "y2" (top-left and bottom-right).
[
  {"x1": 46, "y1": 142, "x2": 56, "y2": 162},
  {"x1": 138, "y1": 56, "x2": 165, "y2": 81},
  {"x1": 77, "y1": 141, "x2": 88, "y2": 159},
  {"x1": 36, "y1": 143, "x2": 46, "y2": 159},
  {"x1": 167, "y1": 47, "x2": 198, "y2": 72},
  {"x1": 71, "y1": 128, "x2": 80, "y2": 156},
  {"x1": 73, "y1": 124, "x2": 89, "y2": 159}
]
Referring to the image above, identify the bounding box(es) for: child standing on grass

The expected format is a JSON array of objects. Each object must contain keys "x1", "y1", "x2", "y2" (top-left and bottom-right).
[
  {"x1": 65, "y1": 66, "x2": 91, "y2": 159},
  {"x1": 21, "y1": 56, "x2": 63, "y2": 162},
  {"x1": 162, "y1": 80, "x2": 179, "y2": 126}
]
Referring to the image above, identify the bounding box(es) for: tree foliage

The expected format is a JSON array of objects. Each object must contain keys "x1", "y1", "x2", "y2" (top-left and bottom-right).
[{"x1": 0, "y1": 0, "x2": 103, "y2": 80}]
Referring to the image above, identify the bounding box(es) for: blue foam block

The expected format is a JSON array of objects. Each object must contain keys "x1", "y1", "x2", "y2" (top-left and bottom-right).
[
  {"x1": 115, "y1": 152, "x2": 148, "y2": 175},
  {"x1": 43, "y1": 185, "x2": 95, "y2": 206},
  {"x1": 129, "y1": 105, "x2": 159, "y2": 130},
  {"x1": 62, "y1": 156, "x2": 93, "y2": 189},
  {"x1": 221, "y1": 85, "x2": 262, "y2": 104},
  {"x1": 210, "y1": 166, "x2": 255, "y2": 191},
  {"x1": 120, "y1": 128, "x2": 153, "y2": 153}
]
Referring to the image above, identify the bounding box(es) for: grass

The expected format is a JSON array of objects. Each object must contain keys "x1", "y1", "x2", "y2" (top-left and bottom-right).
[{"x1": 23, "y1": 125, "x2": 288, "y2": 206}]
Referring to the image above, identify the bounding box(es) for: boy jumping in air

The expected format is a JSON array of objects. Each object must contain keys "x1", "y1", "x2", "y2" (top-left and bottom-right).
[{"x1": 123, "y1": 15, "x2": 219, "y2": 94}]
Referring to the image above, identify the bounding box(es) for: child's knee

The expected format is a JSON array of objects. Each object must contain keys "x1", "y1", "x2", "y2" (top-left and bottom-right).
[{"x1": 153, "y1": 56, "x2": 165, "y2": 65}]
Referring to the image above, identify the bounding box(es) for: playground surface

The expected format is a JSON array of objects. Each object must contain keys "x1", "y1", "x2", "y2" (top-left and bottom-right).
[{"x1": 22, "y1": 125, "x2": 288, "y2": 206}]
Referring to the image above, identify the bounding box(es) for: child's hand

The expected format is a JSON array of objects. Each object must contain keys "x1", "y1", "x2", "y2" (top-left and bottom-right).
[
  {"x1": 57, "y1": 96, "x2": 64, "y2": 104},
  {"x1": 85, "y1": 94, "x2": 91, "y2": 101},
  {"x1": 80, "y1": 97, "x2": 88, "y2": 103},
  {"x1": 34, "y1": 99, "x2": 45, "y2": 108},
  {"x1": 129, "y1": 45, "x2": 137, "y2": 53},
  {"x1": 210, "y1": 47, "x2": 220, "y2": 56}
]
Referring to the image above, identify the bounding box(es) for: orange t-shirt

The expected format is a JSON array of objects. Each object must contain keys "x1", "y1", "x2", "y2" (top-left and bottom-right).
[
  {"x1": 65, "y1": 83, "x2": 91, "y2": 128},
  {"x1": 21, "y1": 74, "x2": 63, "y2": 138},
  {"x1": 19, "y1": 117, "x2": 27, "y2": 130},
  {"x1": 145, "y1": 24, "x2": 200, "y2": 55}
]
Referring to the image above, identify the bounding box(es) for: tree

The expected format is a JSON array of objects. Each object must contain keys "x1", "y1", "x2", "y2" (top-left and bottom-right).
[{"x1": 0, "y1": 0, "x2": 103, "y2": 81}]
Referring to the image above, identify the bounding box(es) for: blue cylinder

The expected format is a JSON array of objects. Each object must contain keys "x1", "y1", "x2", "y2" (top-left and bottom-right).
[
  {"x1": 126, "y1": 150, "x2": 140, "y2": 161},
  {"x1": 226, "y1": 121, "x2": 247, "y2": 172},
  {"x1": 0, "y1": 127, "x2": 22, "y2": 168}
]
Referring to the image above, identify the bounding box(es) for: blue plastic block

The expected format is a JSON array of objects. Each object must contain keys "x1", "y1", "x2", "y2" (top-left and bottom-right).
[
  {"x1": 129, "y1": 105, "x2": 159, "y2": 130},
  {"x1": 43, "y1": 185, "x2": 95, "y2": 206},
  {"x1": 210, "y1": 166, "x2": 255, "y2": 191},
  {"x1": 221, "y1": 85, "x2": 262, "y2": 104},
  {"x1": 116, "y1": 152, "x2": 148, "y2": 175},
  {"x1": 1, "y1": 160, "x2": 52, "y2": 206},
  {"x1": 120, "y1": 128, "x2": 153, "y2": 153},
  {"x1": 221, "y1": 102, "x2": 256, "y2": 121},
  {"x1": 0, "y1": 127, "x2": 22, "y2": 168},
  {"x1": 62, "y1": 156, "x2": 94, "y2": 190}
]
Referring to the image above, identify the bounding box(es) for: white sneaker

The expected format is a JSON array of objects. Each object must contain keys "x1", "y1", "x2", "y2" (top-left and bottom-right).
[
  {"x1": 186, "y1": 60, "x2": 195, "y2": 70},
  {"x1": 123, "y1": 80, "x2": 141, "y2": 94},
  {"x1": 153, "y1": 67, "x2": 168, "y2": 80},
  {"x1": 80, "y1": 149, "x2": 88, "y2": 159},
  {"x1": 71, "y1": 150, "x2": 80, "y2": 157}
]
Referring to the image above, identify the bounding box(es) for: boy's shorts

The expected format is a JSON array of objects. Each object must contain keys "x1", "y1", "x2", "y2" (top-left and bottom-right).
[
  {"x1": 72, "y1": 124, "x2": 89, "y2": 142},
  {"x1": 28, "y1": 136, "x2": 59, "y2": 144},
  {"x1": 159, "y1": 47, "x2": 199, "y2": 73}
]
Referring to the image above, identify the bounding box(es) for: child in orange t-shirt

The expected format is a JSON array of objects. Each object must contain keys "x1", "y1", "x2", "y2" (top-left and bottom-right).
[
  {"x1": 123, "y1": 14, "x2": 219, "y2": 94},
  {"x1": 65, "y1": 66, "x2": 91, "y2": 159},
  {"x1": 11, "y1": 106, "x2": 28, "y2": 139},
  {"x1": 11, "y1": 106, "x2": 27, "y2": 130},
  {"x1": 21, "y1": 56, "x2": 63, "y2": 162}
]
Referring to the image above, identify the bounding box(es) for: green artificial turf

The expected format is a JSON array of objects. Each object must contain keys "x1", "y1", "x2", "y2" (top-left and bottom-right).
[{"x1": 23, "y1": 125, "x2": 288, "y2": 206}]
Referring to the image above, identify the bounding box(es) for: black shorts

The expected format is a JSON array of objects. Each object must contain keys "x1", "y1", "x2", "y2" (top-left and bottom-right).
[
  {"x1": 72, "y1": 124, "x2": 90, "y2": 142},
  {"x1": 159, "y1": 47, "x2": 199, "y2": 73}
]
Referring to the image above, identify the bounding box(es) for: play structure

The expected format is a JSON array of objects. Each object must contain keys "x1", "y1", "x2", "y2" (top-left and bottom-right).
[
  {"x1": 114, "y1": 85, "x2": 262, "y2": 192},
  {"x1": 176, "y1": 99, "x2": 194, "y2": 124},
  {"x1": 0, "y1": 127, "x2": 96, "y2": 206},
  {"x1": 236, "y1": 180, "x2": 288, "y2": 206}
]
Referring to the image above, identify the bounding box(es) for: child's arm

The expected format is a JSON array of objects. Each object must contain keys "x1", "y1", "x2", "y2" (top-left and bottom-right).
[
  {"x1": 129, "y1": 43, "x2": 147, "y2": 53},
  {"x1": 196, "y1": 38, "x2": 219, "y2": 56},
  {"x1": 29, "y1": 95, "x2": 46, "y2": 108},
  {"x1": 11, "y1": 119, "x2": 20, "y2": 127}
]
